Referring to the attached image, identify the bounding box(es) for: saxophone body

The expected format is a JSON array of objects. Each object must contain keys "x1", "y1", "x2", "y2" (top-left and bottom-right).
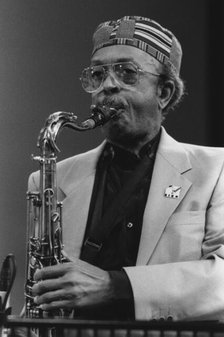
[{"x1": 24, "y1": 106, "x2": 118, "y2": 320}]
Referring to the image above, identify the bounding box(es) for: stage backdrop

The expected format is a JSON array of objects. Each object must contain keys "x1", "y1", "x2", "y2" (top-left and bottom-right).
[{"x1": 0, "y1": 0, "x2": 223, "y2": 314}]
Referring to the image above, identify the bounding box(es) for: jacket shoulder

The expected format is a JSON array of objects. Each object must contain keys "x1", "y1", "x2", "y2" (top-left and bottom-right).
[
  {"x1": 28, "y1": 143, "x2": 104, "y2": 190},
  {"x1": 182, "y1": 142, "x2": 224, "y2": 165}
]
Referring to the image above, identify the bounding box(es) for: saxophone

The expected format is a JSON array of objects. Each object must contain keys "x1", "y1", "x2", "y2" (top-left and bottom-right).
[{"x1": 24, "y1": 105, "x2": 118, "y2": 320}]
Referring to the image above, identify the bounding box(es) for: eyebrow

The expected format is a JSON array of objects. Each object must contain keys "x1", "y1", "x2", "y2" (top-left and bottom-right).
[{"x1": 91, "y1": 57, "x2": 135, "y2": 66}]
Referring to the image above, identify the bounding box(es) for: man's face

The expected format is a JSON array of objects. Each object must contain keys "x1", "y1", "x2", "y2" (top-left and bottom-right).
[{"x1": 91, "y1": 45, "x2": 163, "y2": 147}]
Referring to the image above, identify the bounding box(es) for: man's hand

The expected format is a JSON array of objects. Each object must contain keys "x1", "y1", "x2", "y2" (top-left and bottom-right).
[{"x1": 32, "y1": 259, "x2": 114, "y2": 311}]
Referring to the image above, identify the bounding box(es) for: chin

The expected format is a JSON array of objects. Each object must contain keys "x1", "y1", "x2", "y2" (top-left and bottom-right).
[
  {"x1": 102, "y1": 116, "x2": 128, "y2": 137},
  {"x1": 102, "y1": 122, "x2": 140, "y2": 148}
]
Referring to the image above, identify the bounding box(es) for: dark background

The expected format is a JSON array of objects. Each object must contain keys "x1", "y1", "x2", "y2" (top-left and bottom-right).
[{"x1": 0, "y1": 0, "x2": 223, "y2": 314}]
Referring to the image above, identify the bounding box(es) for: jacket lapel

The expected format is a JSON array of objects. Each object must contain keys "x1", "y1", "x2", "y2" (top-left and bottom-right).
[
  {"x1": 58, "y1": 143, "x2": 105, "y2": 260},
  {"x1": 136, "y1": 128, "x2": 193, "y2": 265}
]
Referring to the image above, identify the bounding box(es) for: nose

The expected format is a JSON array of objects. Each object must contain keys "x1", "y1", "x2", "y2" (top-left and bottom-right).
[{"x1": 101, "y1": 70, "x2": 121, "y2": 93}]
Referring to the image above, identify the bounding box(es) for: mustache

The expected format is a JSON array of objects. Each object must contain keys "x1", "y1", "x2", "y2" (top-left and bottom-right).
[{"x1": 96, "y1": 97, "x2": 128, "y2": 111}]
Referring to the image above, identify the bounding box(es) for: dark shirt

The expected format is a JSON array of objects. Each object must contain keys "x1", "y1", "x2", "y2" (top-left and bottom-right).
[{"x1": 80, "y1": 130, "x2": 161, "y2": 319}]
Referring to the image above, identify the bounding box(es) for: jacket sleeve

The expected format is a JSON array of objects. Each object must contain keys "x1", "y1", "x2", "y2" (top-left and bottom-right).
[
  {"x1": 124, "y1": 162, "x2": 224, "y2": 321},
  {"x1": 27, "y1": 172, "x2": 39, "y2": 191}
]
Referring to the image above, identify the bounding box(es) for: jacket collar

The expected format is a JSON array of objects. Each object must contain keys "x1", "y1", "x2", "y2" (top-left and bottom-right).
[
  {"x1": 59, "y1": 127, "x2": 192, "y2": 196},
  {"x1": 58, "y1": 141, "x2": 106, "y2": 198},
  {"x1": 157, "y1": 127, "x2": 192, "y2": 174}
]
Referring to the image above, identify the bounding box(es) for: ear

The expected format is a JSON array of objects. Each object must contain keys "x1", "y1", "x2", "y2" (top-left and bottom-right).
[{"x1": 157, "y1": 80, "x2": 175, "y2": 110}]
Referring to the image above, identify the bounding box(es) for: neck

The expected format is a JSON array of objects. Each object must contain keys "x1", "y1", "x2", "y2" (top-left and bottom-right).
[{"x1": 107, "y1": 128, "x2": 161, "y2": 157}]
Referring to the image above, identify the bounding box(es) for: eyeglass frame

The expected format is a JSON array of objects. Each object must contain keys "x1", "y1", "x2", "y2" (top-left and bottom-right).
[{"x1": 80, "y1": 61, "x2": 162, "y2": 93}]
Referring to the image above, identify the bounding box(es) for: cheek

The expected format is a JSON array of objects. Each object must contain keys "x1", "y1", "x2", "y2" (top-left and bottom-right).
[
  {"x1": 130, "y1": 93, "x2": 159, "y2": 121},
  {"x1": 128, "y1": 82, "x2": 158, "y2": 107}
]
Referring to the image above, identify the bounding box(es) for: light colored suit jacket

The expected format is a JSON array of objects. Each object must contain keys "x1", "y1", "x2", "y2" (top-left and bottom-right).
[{"x1": 29, "y1": 127, "x2": 224, "y2": 321}]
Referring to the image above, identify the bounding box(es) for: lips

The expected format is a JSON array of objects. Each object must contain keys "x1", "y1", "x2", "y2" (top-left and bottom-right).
[{"x1": 99, "y1": 97, "x2": 127, "y2": 112}]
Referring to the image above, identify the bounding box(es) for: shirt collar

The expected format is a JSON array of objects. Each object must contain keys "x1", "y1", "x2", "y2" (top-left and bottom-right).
[{"x1": 101, "y1": 129, "x2": 161, "y2": 169}]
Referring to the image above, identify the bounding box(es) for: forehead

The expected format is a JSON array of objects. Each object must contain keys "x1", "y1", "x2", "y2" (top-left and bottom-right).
[{"x1": 91, "y1": 45, "x2": 161, "y2": 69}]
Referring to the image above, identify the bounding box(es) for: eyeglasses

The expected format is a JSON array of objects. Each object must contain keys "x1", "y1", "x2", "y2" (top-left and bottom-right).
[{"x1": 80, "y1": 61, "x2": 161, "y2": 93}]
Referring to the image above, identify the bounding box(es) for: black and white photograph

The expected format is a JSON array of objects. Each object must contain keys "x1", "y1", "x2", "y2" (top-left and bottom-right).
[{"x1": 0, "y1": 1, "x2": 223, "y2": 336}]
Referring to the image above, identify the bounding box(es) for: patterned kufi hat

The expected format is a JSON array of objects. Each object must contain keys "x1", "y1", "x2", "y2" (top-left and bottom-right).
[{"x1": 92, "y1": 16, "x2": 182, "y2": 74}]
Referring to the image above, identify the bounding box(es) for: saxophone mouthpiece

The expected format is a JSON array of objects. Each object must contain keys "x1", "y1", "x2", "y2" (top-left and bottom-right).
[{"x1": 81, "y1": 105, "x2": 119, "y2": 129}]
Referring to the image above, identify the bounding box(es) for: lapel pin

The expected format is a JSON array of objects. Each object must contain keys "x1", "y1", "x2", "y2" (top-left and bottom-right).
[{"x1": 164, "y1": 185, "x2": 181, "y2": 199}]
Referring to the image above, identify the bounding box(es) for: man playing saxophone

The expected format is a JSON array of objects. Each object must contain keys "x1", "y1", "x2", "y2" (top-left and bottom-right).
[{"x1": 30, "y1": 16, "x2": 224, "y2": 321}]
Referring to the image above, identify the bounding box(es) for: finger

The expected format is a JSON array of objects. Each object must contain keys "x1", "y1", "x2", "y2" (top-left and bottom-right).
[
  {"x1": 32, "y1": 278, "x2": 63, "y2": 296},
  {"x1": 39, "y1": 299, "x2": 75, "y2": 311},
  {"x1": 61, "y1": 250, "x2": 72, "y2": 262},
  {"x1": 34, "y1": 288, "x2": 73, "y2": 305},
  {"x1": 34, "y1": 263, "x2": 72, "y2": 281}
]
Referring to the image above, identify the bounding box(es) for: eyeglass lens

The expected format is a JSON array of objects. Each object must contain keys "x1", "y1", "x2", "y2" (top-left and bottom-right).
[{"x1": 81, "y1": 62, "x2": 139, "y2": 92}]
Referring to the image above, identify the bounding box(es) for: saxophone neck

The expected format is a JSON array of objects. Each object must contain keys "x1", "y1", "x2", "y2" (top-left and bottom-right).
[
  {"x1": 37, "y1": 106, "x2": 119, "y2": 154},
  {"x1": 37, "y1": 111, "x2": 78, "y2": 154}
]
